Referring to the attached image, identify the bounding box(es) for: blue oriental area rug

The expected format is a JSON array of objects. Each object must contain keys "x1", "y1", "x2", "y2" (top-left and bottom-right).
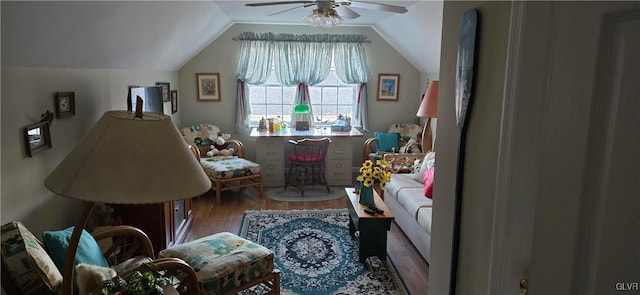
[{"x1": 239, "y1": 209, "x2": 409, "y2": 295}]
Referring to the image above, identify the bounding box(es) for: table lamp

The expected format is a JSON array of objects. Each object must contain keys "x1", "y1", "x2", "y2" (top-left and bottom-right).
[
  {"x1": 416, "y1": 80, "x2": 439, "y2": 152},
  {"x1": 294, "y1": 104, "x2": 311, "y2": 131},
  {"x1": 44, "y1": 104, "x2": 210, "y2": 295}
]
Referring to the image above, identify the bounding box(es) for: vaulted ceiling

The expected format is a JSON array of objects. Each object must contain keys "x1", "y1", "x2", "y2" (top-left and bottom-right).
[{"x1": 1, "y1": 1, "x2": 442, "y2": 74}]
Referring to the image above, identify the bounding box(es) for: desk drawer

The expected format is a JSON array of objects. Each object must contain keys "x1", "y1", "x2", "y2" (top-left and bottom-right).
[
  {"x1": 326, "y1": 137, "x2": 351, "y2": 160},
  {"x1": 259, "y1": 160, "x2": 284, "y2": 183},
  {"x1": 256, "y1": 138, "x2": 284, "y2": 161},
  {"x1": 325, "y1": 159, "x2": 353, "y2": 186}
]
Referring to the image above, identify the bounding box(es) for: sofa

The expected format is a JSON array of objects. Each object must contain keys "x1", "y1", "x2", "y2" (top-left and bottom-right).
[{"x1": 382, "y1": 152, "x2": 435, "y2": 263}]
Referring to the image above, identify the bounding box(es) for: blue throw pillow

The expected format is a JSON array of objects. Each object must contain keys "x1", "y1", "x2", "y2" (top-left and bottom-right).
[
  {"x1": 374, "y1": 132, "x2": 400, "y2": 152},
  {"x1": 42, "y1": 226, "x2": 109, "y2": 294}
]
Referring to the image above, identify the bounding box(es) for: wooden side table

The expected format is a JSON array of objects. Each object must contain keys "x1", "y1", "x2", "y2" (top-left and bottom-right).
[{"x1": 344, "y1": 187, "x2": 394, "y2": 263}]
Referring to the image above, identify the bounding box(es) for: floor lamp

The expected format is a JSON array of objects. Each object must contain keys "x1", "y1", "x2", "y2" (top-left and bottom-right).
[
  {"x1": 44, "y1": 106, "x2": 211, "y2": 295},
  {"x1": 416, "y1": 80, "x2": 439, "y2": 152}
]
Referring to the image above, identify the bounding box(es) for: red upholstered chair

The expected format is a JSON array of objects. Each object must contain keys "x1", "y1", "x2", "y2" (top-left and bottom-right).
[{"x1": 284, "y1": 137, "x2": 332, "y2": 197}]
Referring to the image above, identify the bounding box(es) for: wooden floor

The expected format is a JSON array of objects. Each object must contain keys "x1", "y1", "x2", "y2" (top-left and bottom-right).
[{"x1": 185, "y1": 187, "x2": 429, "y2": 294}]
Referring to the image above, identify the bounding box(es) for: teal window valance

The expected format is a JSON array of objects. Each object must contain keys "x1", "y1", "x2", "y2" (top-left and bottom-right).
[{"x1": 234, "y1": 32, "x2": 371, "y2": 132}]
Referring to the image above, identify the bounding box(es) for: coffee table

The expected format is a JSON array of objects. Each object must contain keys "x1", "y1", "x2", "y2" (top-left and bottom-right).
[{"x1": 344, "y1": 187, "x2": 394, "y2": 263}]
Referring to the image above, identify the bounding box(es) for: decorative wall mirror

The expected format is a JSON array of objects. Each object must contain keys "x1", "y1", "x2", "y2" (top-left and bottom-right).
[{"x1": 24, "y1": 121, "x2": 52, "y2": 157}]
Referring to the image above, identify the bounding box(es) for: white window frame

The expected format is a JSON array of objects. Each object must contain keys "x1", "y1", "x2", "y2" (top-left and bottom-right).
[{"x1": 248, "y1": 66, "x2": 357, "y2": 127}]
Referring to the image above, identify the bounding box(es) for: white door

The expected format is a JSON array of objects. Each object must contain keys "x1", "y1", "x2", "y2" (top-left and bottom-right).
[{"x1": 491, "y1": 2, "x2": 640, "y2": 294}]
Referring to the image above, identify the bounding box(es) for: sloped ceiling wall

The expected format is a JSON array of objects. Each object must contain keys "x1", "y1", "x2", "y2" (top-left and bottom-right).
[
  {"x1": 1, "y1": 1, "x2": 442, "y2": 74},
  {"x1": 1, "y1": 1, "x2": 229, "y2": 70}
]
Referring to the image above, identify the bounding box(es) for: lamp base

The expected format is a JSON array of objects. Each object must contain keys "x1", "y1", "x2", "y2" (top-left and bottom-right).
[
  {"x1": 422, "y1": 118, "x2": 434, "y2": 153},
  {"x1": 61, "y1": 202, "x2": 96, "y2": 295}
]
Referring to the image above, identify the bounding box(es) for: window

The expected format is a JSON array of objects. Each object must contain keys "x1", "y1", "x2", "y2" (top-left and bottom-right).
[{"x1": 248, "y1": 66, "x2": 357, "y2": 126}]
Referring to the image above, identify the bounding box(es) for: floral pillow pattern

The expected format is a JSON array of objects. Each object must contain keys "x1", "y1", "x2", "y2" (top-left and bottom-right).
[{"x1": 1, "y1": 221, "x2": 63, "y2": 294}]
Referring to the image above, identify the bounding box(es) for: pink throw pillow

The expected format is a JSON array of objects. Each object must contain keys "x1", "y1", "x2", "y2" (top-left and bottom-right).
[{"x1": 424, "y1": 166, "x2": 435, "y2": 198}]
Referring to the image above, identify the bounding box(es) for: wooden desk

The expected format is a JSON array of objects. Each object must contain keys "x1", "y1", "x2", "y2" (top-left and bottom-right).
[
  {"x1": 250, "y1": 128, "x2": 363, "y2": 187},
  {"x1": 344, "y1": 187, "x2": 394, "y2": 263}
]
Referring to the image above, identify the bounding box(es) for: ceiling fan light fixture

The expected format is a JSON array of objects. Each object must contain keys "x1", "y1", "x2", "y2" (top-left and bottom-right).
[{"x1": 304, "y1": 8, "x2": 343, "y2": 28}]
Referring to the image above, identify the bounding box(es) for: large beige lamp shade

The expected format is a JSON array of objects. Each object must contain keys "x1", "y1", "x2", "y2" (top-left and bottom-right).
[
  {"x1": 416, "y1": 80, "x2": 439, "y2": 152},
  {"x1": 45, "y1": 110, "x2": 211, "y2": 294}
]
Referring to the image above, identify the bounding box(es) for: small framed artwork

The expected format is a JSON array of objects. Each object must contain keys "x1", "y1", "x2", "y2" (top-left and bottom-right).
[
  {"x1": 55, "y1": 92, "x2": 75, "y2": 118},
  {"x1": 24, "y1": 121, "x2": 52, "y2": 157},
  {"x1": 196, "y1": 73, "x2": 221, "y2": 102},
  {"x1": 156, "y1": 82, "x2": 170, "y2": 102},
  {"x1": 376, "y1": 74, "x2": 400, "y2": 101},
  {"x1": 171, "y1": 89, "x2": 178, "y2": 114}
]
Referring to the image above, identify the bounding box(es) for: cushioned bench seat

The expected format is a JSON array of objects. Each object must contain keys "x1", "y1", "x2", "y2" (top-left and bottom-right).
[
  {"x1": 159, "y1": 232, "x2": 278, "y2": 295},
  {"x1": 201, "y1": 156, "x2": 261, "y2": 179}
]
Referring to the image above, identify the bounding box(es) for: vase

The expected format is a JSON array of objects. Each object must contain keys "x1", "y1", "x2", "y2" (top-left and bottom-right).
[{"x1": 359, "y1": 183, "x2": 374, "y2": 205}]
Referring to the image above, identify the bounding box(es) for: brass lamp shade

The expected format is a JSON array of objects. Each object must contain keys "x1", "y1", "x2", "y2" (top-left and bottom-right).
[{"x1": 45, "y1": 111, "x2": 210, "y2": 203}]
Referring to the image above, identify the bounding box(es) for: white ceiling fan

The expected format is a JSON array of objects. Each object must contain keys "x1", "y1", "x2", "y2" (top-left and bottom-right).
[{"x1": 245, "y1": 1, "x2": 408, "y2": 23}]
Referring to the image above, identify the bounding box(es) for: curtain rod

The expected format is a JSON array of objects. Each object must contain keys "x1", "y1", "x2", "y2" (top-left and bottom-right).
[{"x1": 233, "y1": 32, "x2": 372, "y2": 44}]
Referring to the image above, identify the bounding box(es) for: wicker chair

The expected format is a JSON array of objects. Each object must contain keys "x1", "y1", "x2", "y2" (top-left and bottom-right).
[
  {"x1": 1, "y1": 221, "x2": 200, "y2": 295},
  {"x1": 181, "y1": 124, "x2": 264, "y2": 203},
  {"x1": 362, "y1": 123, "x2": 423, "y2": 163}
]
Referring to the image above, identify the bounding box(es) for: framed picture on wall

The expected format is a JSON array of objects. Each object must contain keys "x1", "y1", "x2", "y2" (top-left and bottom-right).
[
  {"x1": 376, "y1": 74, "x2": 400, "y2": 101},
  {"x1": 155, "y1": 82, "x2": 170, "y2": 102},
  {"x1": 196, "y1": 73, "x2": 221, "y2": 102},
  {"x1": 55, "y1": 92, "x2": 75, "y2": 118},
  {"x1": 24, "y1": 121, "x2": 52, "y2": 157},
  {"x1": 171, "y1": 89, "x2": 178, "y2": 114}
]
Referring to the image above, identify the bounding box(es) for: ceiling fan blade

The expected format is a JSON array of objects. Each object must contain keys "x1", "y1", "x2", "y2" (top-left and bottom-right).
[
  {"x1": 348, "y1": 0, "x2": 408, "y2": 14},
  {"x1": 335, "y1": 6, "x2": 360, "y2": 20},
  {"x1": 246, "y1": 1, "x2": 314, "y2": 7},
  {"x1": 268, "y1": 4, "x2": 308, "y2": 16}
]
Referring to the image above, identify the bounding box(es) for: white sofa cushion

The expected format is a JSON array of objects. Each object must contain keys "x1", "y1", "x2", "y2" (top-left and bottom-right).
[
  {"x1": 385, "y1": 173, "x2": 433, "y2": 219},
  {"x1": 386, "y1": 174, "x2": 423, "y2": 196},
  {"x1": 417, "y1": 208, "x2": 433, "y2": 235},
  {"x1": 397, "y1": 188, "x2": 433, "y2": 216}
]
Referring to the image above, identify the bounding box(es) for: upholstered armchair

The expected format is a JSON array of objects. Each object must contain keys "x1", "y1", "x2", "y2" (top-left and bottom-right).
[
  {"x1": 362, "y1": 123, "x2": 423, "y2": 163},
  {"x1": 1, "y1": 221, "x2": 200, "y2": 295},
  {"x1": 180, "y1": 124, "x2": 263, "y2": 203}
]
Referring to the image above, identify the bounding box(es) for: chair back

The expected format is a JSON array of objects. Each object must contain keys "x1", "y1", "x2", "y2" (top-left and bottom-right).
[
  {"x1": 180, "y1": 124, "x2": 221, "y2": 155},
  {"x1": 387, "y1": 123, "x2": 422, "y2": 147},
  {"x1": 287, "y1": 137, "x2": 331, "y2": 164}
]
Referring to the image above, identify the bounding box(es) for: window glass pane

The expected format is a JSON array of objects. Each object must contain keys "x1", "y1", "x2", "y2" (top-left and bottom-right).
[
  {"x1": 322, "y1": 87, "x2": 338, "y2": 105},
  {"x1": 283, "y1": 87, "x2": 296, "y2": 104},
  {"x1": 338, "y1": 87, "x2": 354, "y2": 104},
  {"x1": 266, "y1": 87, "x2": 283, "y2": 104},
  {"x1": 251, "y1": 87, "x2": 266, "y2": 102},
  {"x1": 337, "y1": 105, "x2": 352, "y2": 117},
  {"x1": 266, "y1": 105, "x2": 282, "y2": 117},
  {"x1": 320, "y1": 104, "x2": 337, "y2": 121},
  {"x1": 308, "y1": 87, "x2": 321, "y2": 102}
]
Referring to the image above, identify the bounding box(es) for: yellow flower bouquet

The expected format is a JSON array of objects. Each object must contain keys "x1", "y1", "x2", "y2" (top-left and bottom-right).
[{"x1": 356, "y1": 159, "x2": 392, "y2": 190}]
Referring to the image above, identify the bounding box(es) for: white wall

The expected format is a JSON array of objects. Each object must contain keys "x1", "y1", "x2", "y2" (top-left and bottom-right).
[
  {"x1": 177, "y1": 23, "x2": 425, "y2": 163},
  {"x1": 0, "y1": 66, "x2": 178, "y2": 236},
  {"x1": 429, "y1": 1, "x2": 511, "y2": 294}
]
